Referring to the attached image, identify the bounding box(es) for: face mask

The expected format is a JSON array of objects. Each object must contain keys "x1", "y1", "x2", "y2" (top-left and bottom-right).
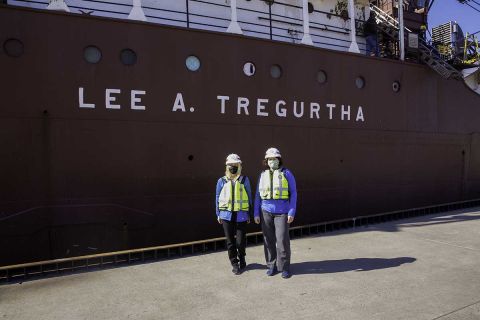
[
  {"x1": 228, "y1": 166, "x2": 239, "y2": 174},
  {"x1": 268, "y1": 159, "x2": 279, "y2": 170}
]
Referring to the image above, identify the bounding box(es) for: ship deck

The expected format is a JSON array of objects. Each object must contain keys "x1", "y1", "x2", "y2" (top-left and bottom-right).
[{"x1": 2, "y1": 208, "x2": 480, "y2": 320}]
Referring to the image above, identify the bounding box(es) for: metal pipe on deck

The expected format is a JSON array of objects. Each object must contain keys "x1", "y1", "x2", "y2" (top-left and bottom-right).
[
  {"x1": 227, "y1": 0, "x2": 243, "y2": 34},
  {"x1": 128, "y1": 0, "x2": 147, "y2": 22},
  {"x1": 301, "y1": 0, "x2": 313, "y2": 45},
  {"x1": 348, "y1": 0, "x2": 360, "y2": 53},
  {"x1": 399, "y1": 0, "x2": 405, "y2": 60},
  {"x1": 46, "y1": 0, "x2": 70, "y2": 12}
]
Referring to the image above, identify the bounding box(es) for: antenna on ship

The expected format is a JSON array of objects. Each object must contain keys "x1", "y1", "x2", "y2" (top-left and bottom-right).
[
  {"x1": 128, "y1": 0, "x2": 147, "y2": 22},
  {"x1": 347, "y1": 0, "x2": 360, "y2": 53},
  {"x1": 300, "y1": 0, "x2": 313, "y2": 45},
  {"x1": 46, "y1": 0, "x2": 70, "y2": 12},
  {"x1": 226, "y1": 0, "x2": 243, "y2": 34}
]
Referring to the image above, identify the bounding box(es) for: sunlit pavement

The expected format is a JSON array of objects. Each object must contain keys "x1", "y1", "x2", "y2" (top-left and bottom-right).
[{"x1": 2, "y1": 208, "x2": 480, "y2": 320}]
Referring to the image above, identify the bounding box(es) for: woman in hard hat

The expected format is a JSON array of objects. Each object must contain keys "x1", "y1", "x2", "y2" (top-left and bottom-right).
[
  {"x1": 216, "y1": 153, "x2": 253, "y2": 275},
  {"x1": 254, "y1": 147, "x2": 297, "y2": 279}
]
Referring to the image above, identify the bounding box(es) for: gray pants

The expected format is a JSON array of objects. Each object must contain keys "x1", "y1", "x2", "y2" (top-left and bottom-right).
[{"x1": 262, "y1": 210, "x2": 291, "y2": 272}]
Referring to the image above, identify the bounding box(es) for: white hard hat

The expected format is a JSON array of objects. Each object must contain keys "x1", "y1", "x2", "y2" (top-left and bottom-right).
[
  {"x1": 226, "y1": 153, "x2": 242, "y2": 165},
  {"x1": 265, "y1": 147, "x2": 281, "y2": 159}
]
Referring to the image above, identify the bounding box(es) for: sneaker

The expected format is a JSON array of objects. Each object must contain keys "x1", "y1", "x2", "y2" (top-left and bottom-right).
[
  {"x1": 232, "y1": 264, "x2": 241, "y2": 275},
  {"x1": 281, "y1": 270, "x2": 291, "y2": 279},
  {"x1": 266, "y1": 267, "x2": 277, "y2": 276}
]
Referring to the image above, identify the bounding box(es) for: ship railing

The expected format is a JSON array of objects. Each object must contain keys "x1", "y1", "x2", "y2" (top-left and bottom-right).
[
  {"x1": 6, "y1": 0, "x2": 367, "y2": 53},
  {"x1": 1, "y1": 197, "x2": 480, "y2": 283},
  {"x1": 370, "y1": 3, "x2": 412, "y2": 33}
]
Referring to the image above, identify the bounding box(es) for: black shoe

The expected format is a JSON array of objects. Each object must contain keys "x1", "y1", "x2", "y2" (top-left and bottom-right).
[
  {"x1": 239, "y1": 258, "x2": 247, "y2": 270},
  {"x1": 266, "y1": 267, "x2": 277, "y2": 276},
  {"x1": 232, "y1": 264, "x2": 241, "y2": 275}
]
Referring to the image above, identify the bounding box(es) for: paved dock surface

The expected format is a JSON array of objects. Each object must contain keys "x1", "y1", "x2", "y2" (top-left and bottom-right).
[{"x1": 2, "y1": 208, "x2": 480, "y2": 320}]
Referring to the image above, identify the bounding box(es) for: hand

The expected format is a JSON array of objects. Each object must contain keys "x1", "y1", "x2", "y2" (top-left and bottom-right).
[
  {"x1": 254, "y1": 217, "x2": 261, "y2": 224},
  {"x1": 217, "y1": 217, "x2": 222, "y2": 224},
  {"x1": 287, "y1": 216, "x2": 294, "y2": 224},
  {"x1": 247, "y1": 218, "x2": 251, "y2": 224}
]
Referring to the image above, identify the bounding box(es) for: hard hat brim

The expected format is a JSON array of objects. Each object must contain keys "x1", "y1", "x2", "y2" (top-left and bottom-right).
[{"x1": 226, "y1": 160, "x2": 242, "y2": 165}]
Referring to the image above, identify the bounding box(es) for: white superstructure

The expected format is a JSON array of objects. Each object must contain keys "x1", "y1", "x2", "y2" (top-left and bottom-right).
[{"x1": 8, "y1": 0, "x2": 370, "y2": 53}]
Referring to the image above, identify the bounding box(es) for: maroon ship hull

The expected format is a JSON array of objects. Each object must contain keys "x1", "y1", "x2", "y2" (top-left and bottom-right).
[{"x1": 1, "y1": 5, "x2": 480, "y2": 266}]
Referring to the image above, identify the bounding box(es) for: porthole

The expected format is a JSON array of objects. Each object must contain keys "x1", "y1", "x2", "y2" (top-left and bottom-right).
[
  {"x1": 392, "y1": 81, "x2": 401, "y2": 92},
  {"x1": 120, "y1": 48, "x2": 137, "y2": 66},
  {"x1": 3, "y1": 39, "x2": 24, "y2": 58},
  {"x1": 317, "y1": 70, "x2": 327, "y2": 84},
  {"x1": 355, "y1": 76, "x2": 365, "y2": 89},
  {"x1": 308, "y1": 2, "x2": 314, "y2": 13},
  {"x1": 186, "y1": 55, "x2": 201, "y2": 72},
  {"x1": 270, "y1": 64, "x2": 282, "y2": 79},
  {"x1": 83, "y1": 46, "x2": 102, "y2": 64},
  {"x1": 243, "y1": 62, "x2": 256, "y2": 77}
]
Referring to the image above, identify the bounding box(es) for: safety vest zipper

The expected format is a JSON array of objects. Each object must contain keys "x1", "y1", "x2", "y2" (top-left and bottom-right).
[
  {"x1": 269, "y1": 170, "x2": 273, "y2": 200},
  {"x1": 231, "y1": 180, "x2": 235, "y2": 212}
]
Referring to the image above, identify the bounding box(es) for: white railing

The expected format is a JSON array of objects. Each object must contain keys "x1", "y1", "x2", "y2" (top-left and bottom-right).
[{"x1": 6, "y1": 0, "x2": 368, "y2": 53}]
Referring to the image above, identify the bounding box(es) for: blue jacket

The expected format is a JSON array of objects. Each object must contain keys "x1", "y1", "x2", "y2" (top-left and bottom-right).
[
  {"x1": 254, "y1": 168, "x2": 297, "y2": 218},
  {"x1": 216, "y1": 176, "x2": 253, "y2": 222}
]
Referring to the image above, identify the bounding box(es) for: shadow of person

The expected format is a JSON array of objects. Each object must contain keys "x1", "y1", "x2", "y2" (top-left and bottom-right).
[
  {"x1": 291, "y1": 257, "x2": 416, "y2": 275},
  {"x1": 244, "y1": 263, "x2": 267, "y2": 271}
]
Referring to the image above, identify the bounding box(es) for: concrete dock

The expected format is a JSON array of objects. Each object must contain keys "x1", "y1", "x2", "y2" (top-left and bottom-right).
[{"x1": 1, "y1": 208, "x2": 480, "y2": 320}]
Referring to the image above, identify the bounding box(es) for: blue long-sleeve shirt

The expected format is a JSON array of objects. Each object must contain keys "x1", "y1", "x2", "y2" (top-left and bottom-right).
[
  {"x1": 215, "y1": 176, "x2": 253, "y2": 222},
  {"x1": 254, "y1": 168, "x2": 297, "y2": 218}
]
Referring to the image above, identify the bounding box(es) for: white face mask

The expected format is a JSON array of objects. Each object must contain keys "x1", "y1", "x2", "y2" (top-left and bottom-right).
[{"x1": 267, "y1": 159, "x2": 279, "y2": 170}]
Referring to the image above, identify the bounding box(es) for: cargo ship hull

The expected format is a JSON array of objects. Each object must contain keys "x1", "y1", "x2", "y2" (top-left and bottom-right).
[{"x1": 1, "y1": 6, "x2": 480, "y2": 266}]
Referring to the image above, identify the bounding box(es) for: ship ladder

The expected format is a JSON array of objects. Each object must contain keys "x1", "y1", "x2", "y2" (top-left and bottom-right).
[{"x1": 369, "y1": 4, "x2": 463, "y2": 80}]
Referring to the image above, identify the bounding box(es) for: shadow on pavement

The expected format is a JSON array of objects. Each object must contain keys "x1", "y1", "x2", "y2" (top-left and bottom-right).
[{"x1": 291, "y1": 257, "x2": 416, "y2": 274}]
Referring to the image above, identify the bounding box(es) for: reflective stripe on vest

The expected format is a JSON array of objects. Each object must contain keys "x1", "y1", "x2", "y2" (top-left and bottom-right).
[
  {"x1": 259, "y1": 169, "x2": 289, "y2": 200},
  {"x1": 218, "y1": 176, "x2": 250, "y2": 211}
]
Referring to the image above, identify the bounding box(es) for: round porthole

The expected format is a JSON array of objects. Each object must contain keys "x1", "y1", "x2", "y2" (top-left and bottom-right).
[
  {"x1": 83, "y1": 46, "x2": 102, "y2": 64},
  {"x1": 270, "y1": 64, "x2": 282, "y2": 79},
  {"x1": 120, "y1": 48, "x2": 137, "y2": 66},
  {"x1": 317, "y1": 70, "x2": 327, "y2": 84},
  {"x1": 186, "y1": 55, "x2": 201, "y2": 72},
  {"x1": 392, "y1": 81, "x2": 401, "y2": 92},
  {"x1": 308, "y1": 2, "x2": 314, "y2": 13},
  {"x1": 3, "y1": 39, "x2": 24, "y2": 58},
  {"x1": 243, "y1": 62, "x2": 256, "y2": 77},
  {"x1": 355, "y1": 76, "x2": 365, "y2": 89}
]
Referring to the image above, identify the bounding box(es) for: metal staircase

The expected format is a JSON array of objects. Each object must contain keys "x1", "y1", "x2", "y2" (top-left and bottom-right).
[{"x1": 369, "y1": 4, "x2": 463, "y2": 80}]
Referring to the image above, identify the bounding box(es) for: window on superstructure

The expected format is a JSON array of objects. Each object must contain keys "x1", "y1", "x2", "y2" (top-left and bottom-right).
[
  {"x1": 317, "y1": 70, "x2": 327, "y2": 84},
  {"x1": 120, "y1": 49, "x2": 137, "y2": 66},
  {"x1": 243, "y1": 62, "x2": 256, "y2": 77},
  {"x1": 308, "y1": 2, "x2": 314, "y2": 13},
  {"x1": 3, "y1": 39, "x2": 24, "y2": 58},
  {"x1": 186, "y1": 55, "x2": 201, "y2": 72},
  {"x1": 270, "y1": 65, "x2": 282, "y2": 79},
  {"x1": 83, "y1": 46, "x2": 102, "y2": 64},
  {"x1": 355, "y1": 76, "x2": 365, "y2": 89}
]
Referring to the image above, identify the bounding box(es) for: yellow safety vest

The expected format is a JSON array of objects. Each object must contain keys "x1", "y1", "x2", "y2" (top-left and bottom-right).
[
  {"x1": 218, "y1": 176, "x2": 250, "y2": 211},
  {"x1": 259, "y1": 169, "x2": 289, "y2": 200}
]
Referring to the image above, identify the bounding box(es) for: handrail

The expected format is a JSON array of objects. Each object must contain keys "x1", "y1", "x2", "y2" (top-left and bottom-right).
[{"x1": 7, "y1": 0, "x2": 366, "y2": 52}]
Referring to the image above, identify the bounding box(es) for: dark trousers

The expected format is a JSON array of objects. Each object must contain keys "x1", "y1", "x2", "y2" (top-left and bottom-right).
[
  {"x1": 262, "y1": 210, "x2": 291, "y2": 272},
  {"x1": 366, "y1": 34, "x2": 379, "y2": 57},
  {"x1": 221, "y1": 212, "x2": 247, "y2": 265}
]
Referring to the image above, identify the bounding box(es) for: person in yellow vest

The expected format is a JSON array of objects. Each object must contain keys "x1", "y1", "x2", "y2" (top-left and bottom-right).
[
  {"x1": 254, "y1": 147, "x2": 297, "y2": 279},
  {"x1": 216, "y1": 153, "x2": 253, "y2": 275}
]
